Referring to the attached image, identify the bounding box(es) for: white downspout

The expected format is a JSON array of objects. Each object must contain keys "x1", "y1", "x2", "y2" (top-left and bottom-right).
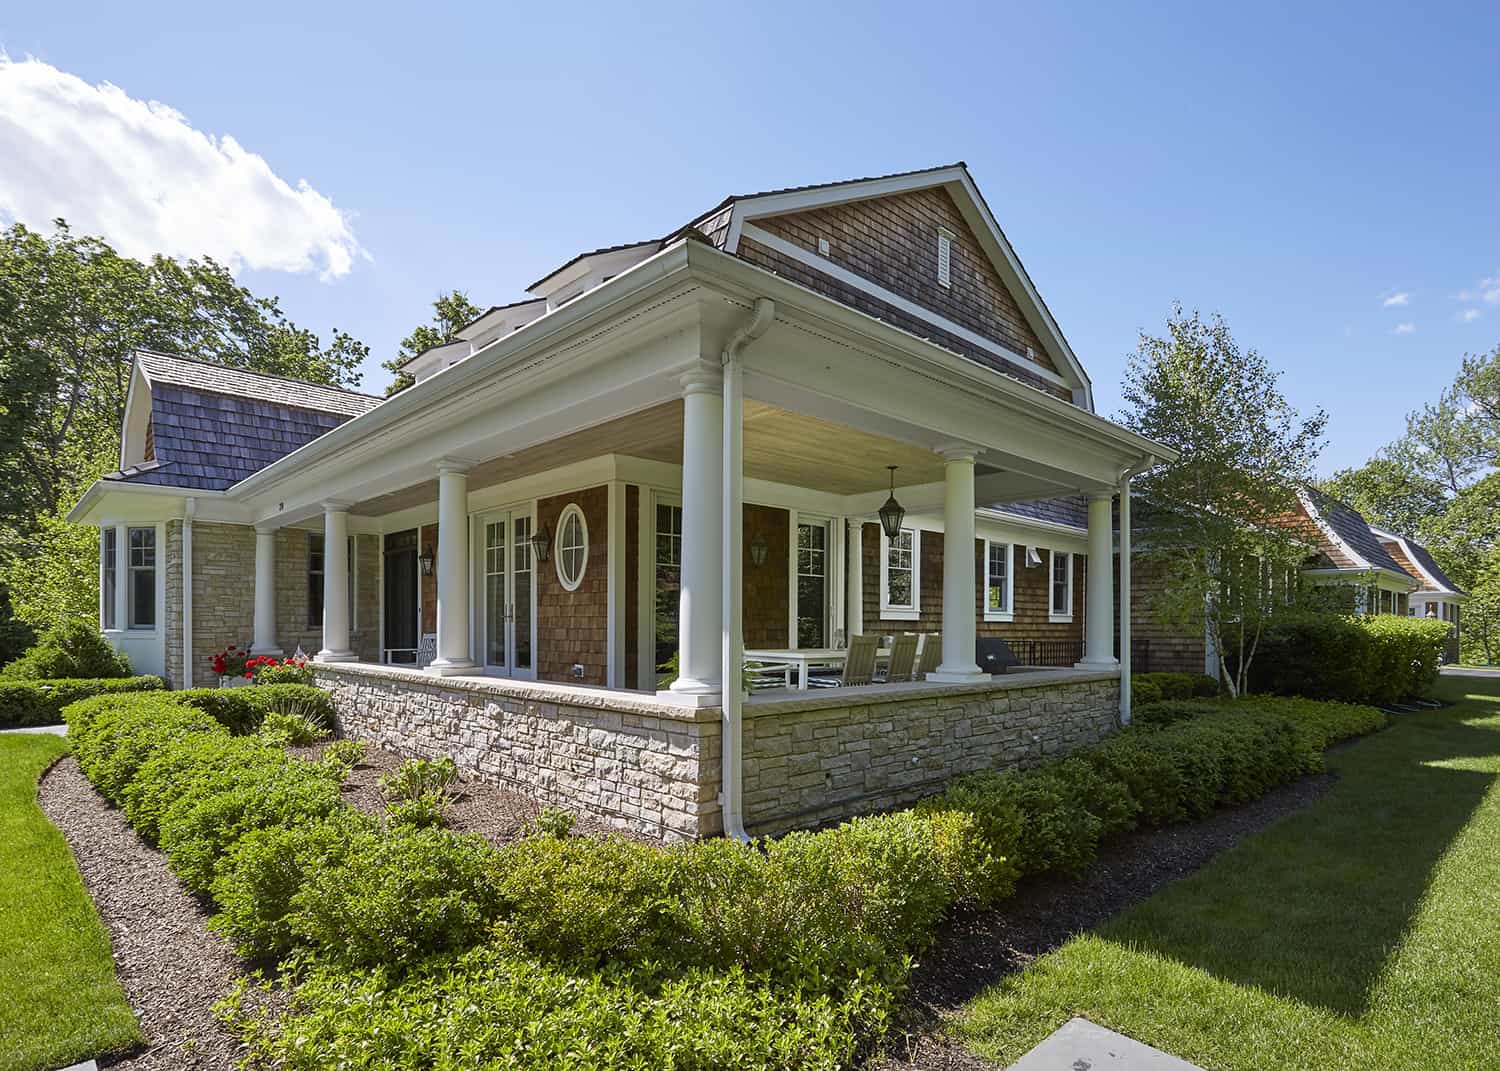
[
  {"x1": 182, "y1": 498, "x2": 195, "y2": 689},
  {"x1": 1117, "y1": 455, "x2": 1155, "y2": 725},
  {"x1": 721, "y1": 297, "x2": 775, "y2": 843}
]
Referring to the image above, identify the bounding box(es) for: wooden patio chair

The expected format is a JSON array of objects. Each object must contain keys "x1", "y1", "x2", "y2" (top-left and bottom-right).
[
  {"x1": 880, "y1": 633, "x2": 920, "y2": 683},
  {"x1": 916, "y1": 632, "x2": 942, "y2": 677},
  {"x1": 812, "y1": 633, "x2": 879, "y2": 688}
]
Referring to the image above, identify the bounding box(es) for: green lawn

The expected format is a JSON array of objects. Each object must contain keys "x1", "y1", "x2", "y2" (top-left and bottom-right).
[
  {"x1": 954, "y1": 675, "x2": 1500, "y2": 1071},
  {"x1": 0, "y1": 734, "x2": 140, "y2": 1070}
]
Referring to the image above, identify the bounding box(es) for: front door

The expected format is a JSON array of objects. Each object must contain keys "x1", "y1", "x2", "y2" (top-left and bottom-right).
[
  {"x1": 481, "y1": 509, "x2": 535, "y2": 678},
  {"x1": 383, "y1": 529, "x2": 419, "y2": 663}
]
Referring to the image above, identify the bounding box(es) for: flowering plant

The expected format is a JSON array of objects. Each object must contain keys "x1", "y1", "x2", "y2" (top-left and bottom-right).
[
  {"x1": 210, "y1": 644, "x2": 251, "y2": 678},
  {"x1": 209, "y1": 649, "x2": 311, "y2": 681}
]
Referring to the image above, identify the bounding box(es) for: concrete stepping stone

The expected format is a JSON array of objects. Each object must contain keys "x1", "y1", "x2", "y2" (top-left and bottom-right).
[{"x1": 1008, "y1": 1017, "x2": 1205, "y2": 1070}]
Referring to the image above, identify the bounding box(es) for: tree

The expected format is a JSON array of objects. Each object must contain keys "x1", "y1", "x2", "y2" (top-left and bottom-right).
[
  {"x1": 1461, "y1": 545, "x2": 1500, "y2": 666},
  {"x1": 0, "y1": 219, "x2": 371, "y2": 630},
  {"x1": 1121, "y1": 307, "x2": 1327, "y2": 698},
  {"x1": 1318, "y1": 456, "x2": 1447, "y2": 536},
  {"x1": 382, "y1": 291, "x2": 483, "y2": 395}
]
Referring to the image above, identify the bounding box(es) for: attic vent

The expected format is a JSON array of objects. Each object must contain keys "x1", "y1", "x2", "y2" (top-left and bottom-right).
[{"x1": 937, "y1": 229, "x2": 955, "y2": 288}]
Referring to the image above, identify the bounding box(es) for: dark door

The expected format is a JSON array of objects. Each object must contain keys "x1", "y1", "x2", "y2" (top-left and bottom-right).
[{"x1": 384, "y1": 529, "x2": 419, "y2": 663}]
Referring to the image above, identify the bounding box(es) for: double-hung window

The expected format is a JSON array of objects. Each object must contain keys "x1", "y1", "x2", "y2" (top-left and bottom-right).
[
  {"x1": 983, "y1": 540, "x2": 1013, "y2": 621},
  {"x1": 127, "y1": 527, "x2": 156, "y2": 629},
  {"x1": 101, "y1": 528, "x2": 118, "y2": 630},
  {"x1": 1048, "y1": 550, "x2": 1073, "y2": 623},
  {"x1": 880, "y1": 527, "x2": 920, "y2": 619},
  {"x1": 307, "y1": 534, "x2": 354, "y2": 629}
]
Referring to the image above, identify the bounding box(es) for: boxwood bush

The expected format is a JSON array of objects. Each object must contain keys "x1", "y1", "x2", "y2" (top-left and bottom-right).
[
  {"x1": 1237, "y1": 612, "x2": 1449, "y2": 704},
  {"x1": 0, "y1": 675, "x2": 163, "y2": 729},
  {"x1": 177, "y1": 683, "x2": 334, "y2": 735},
  {"x1": 2, "y1": 620, "x2": 131, "y2": 680}
]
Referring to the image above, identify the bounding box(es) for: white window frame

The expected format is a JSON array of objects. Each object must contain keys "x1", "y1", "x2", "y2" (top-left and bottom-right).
[
  {"x1": 100, "y1": 527, "x2": 118, "y2": 631},
  {"x1": 983, "y1": 539, "x2": 1014, "y2": 622},
  {"x1": 879, "y1": 526, "x2": 921, "y2": 621},
  {"x1": 555, "y1": 503, "x2": 589, "y2": 592},
  {"x1": 126, "y1": 526, "x2": 157, "y2": 631},
  {"x1": 1048, "y1": 549, "x2": 1074, "y2": 623}
]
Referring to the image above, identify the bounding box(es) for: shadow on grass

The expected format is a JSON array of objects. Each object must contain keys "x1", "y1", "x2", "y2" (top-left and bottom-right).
[{"x1": 1104, "y1": 702, "x2": 1499, "y2": 1016}]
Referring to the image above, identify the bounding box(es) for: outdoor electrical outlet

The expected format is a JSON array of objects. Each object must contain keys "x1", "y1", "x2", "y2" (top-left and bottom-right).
[{"x1": 571, "y1": 663, "x2": 585, "y2": 680}]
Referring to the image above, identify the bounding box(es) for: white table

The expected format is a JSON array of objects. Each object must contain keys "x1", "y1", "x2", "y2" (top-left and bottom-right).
[{"x1": 744, "y1": 647, "x2": 891, "y2": 690}]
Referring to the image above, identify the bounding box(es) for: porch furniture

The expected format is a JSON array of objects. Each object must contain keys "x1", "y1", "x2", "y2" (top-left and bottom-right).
[
  {"x1": 831, "y1": 634, "x2": 879, "y2": 688},
  {"x1": 916, "y1": 632, "x2": 942, "y2": 677},
  {"x1": 744, "y1": 638, "x2": 889, "y2": 690},
  {"x1": 416, "y1": 632, "x2": 438, "y2": 670},
  {"x1": 975, "y1": 637, "x2": 1019, "y2": 675},
  {"x1": 880, "y1": 633, "x2": 920, "y2": 683},
  {"x1": 383, "y1": 646, "x2": 418, "y2": 665},
  {"x1": 745, "y1": 662, "x2": 793, "y2": 692}
]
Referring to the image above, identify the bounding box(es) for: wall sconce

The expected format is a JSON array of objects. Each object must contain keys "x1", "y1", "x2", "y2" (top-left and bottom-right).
[
  {"x1": 749, "y1": 532, "x2": 769, "y2": 568},
  {"x1": 529, "y1": 523, "x2": 552, "y2": 563},
  {"x1": 418, "y1": 546, "x2": 435, "y2": 576},
  {"x1": 878, "y1": 465, "x2": 906, "y2": 541}
]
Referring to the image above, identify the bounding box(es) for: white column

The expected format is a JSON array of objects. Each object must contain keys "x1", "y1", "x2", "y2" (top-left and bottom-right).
[
  {"x1": 429, "y1": 461, "x2": 477, "y2": 676},
  {"x1": 930, "y1": 444, "x2": 988, "y2": 683},
  {"x1": 1118, "y1": 476, "x2": 1133, "y2": 723},
  {"x1": 315, "y1": 504, "x2": 355, "y2": 662},
  {"x1": 667, "y1": 364, "x2": 723, "y2": 700},
  {"x1": 845, "y1": 519, "x2": 864, "y2": 641},
  {"x1": 250, "y1": 524, "x2": 281, "y2": 656},
  {"x1": 1078, "y1": 491, "x2": 1119, "y2": 669}
]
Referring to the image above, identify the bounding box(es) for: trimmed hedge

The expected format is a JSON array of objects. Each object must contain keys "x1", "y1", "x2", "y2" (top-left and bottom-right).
[
  {"x1": 177, "y1": 683, "x2": 334, "y2": 735},
  {"x1": 1238, "y1": 612, "x2": 1449, "y2": 704},
  {"x1": 0, "y1": 675, "x2": 163, "y2": 729},
  {"x1": 2, "y1": 621, "x2": 131, "y2": 680},
  {"x1": 66, "y1": 686, "x2": 1387, "y2": 1071}
]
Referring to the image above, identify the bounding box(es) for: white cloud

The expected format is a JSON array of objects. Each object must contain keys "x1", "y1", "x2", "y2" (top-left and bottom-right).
[
  {"x1": 1462, "y1": 308, "x2": 1482, "y2": 322},
  {"x1": 0, "y1": 56, "x2": 364, "y2": 279},
  {"x1": 1393, "y1": 322, "x2": 1417, "y2": 335},
  {"x1": 1458, "y1": 275, "x2": 1500, "y2": 306},
  {"x1": 1382, "y1": 291, "x2": 1410, "y2": 307}
]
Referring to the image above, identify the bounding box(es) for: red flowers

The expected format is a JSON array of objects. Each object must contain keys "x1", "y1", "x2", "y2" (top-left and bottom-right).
[{"x1": 209, "y1": 648, "x2": 308, "y2": 680}]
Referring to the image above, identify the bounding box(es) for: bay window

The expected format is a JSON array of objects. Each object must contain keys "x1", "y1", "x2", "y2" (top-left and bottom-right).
[
  {"x1": 127, "y1": 527, "x2": 156, "y2": 629},
  {"x1": 101, "y1": 528, "x2": 118, "y2": 630}
]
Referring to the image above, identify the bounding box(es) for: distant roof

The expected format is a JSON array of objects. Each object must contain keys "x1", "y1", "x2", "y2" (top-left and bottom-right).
[
  {"x1": 136, "y1": 351, "x2": 381, "y2": 419},
  {"x1": 1301, "y1": 488, "x2": 1410, "y2": 577},
  {"x1": 105, "y1": 352, "x2": 381, "y2": 491},
  {"x1": 989, "y1": 496, "x2": 1086, "y2": 530},
  {"x1": 1371, "y1": 527, "x2": 1468, "y2": 596}
]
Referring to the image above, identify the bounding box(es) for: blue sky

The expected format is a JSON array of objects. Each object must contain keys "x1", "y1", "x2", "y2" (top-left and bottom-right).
[{"x1": 2, "y1": 1, "x2": 1496, "y2": 474}]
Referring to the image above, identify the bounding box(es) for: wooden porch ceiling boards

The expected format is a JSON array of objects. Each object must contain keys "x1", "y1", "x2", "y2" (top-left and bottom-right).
[{"x1": 350, "y1": 400, "x2": 947, "y2": 516}]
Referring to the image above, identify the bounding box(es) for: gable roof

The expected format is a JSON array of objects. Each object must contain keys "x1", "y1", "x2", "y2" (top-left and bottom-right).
[
  {"x1": 107, "y1": 352, "x2": 382, "y2": 491},
  {"x1": 1371, "y1": 527, "x2": 1468, "y2": 597},
  {"x1": 1298, "y1": 487, "x2": 1412, "y2": 579}
]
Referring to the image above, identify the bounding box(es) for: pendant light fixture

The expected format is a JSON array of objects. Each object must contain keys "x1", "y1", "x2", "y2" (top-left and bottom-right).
[{"x1": 878, "y1": 465, "x2": 906, "y2": 541}]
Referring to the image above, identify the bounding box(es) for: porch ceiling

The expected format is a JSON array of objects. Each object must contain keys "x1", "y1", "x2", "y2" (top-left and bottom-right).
[{"x1": 351, "y1": 400, "x2": 952, "y2": 517}]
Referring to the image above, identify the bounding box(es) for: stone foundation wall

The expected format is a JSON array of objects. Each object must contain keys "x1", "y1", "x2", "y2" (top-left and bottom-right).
[
  {"x1": 312, "y1": 665, "x2": 1119, "y2": 841},
  {"x1": 313, "y1": 664, "x2": 719, "y2": 841}
]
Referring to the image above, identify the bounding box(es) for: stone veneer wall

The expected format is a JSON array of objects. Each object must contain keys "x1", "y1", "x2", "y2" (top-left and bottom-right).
[
  {"x1": 313, "y1": 663, "x2": 719, "y2": 842},
  {"x1": 312, "y1": 664, "x2": 1118, "y2": 841}
]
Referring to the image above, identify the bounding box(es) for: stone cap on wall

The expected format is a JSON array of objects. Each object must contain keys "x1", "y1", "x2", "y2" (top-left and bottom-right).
[{"x1": 742, "y1": 667, "x2": 1120, "y2": 719}]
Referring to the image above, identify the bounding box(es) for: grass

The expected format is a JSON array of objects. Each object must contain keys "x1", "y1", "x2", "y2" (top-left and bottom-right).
[
  {"x1": 0, "y1": 733, "x2": 140, "y2": 1070},
  {"x1": 953, "y1": 674, "x2": 1500, "y2": 1070}
]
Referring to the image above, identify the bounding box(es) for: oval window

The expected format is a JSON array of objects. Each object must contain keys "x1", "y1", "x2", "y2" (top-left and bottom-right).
[{"x1": 555, "y1": 504, "x2": 588, "y2": 591}]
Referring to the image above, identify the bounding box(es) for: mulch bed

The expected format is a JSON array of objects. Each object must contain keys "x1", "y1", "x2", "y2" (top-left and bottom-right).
[
  {"x1": 875, "y1": 769, "x2": 1337, "y2": 1070},
  {"x1": 37, "y1": 756, "x2": 256, "y2": 1070},
  {"x1": 288, "y1": 740, "x2": 639, "y2": 846}
]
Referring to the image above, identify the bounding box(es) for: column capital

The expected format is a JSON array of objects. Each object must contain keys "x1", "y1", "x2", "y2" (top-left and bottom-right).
[
  {"x1": 679, "y1": 361, "x2": 723, "y2": 398},
  {"x1": 254, "y1": 521, "x2": 280, "y2": 535},
  {"x1": 320, "y1": 499, "x2": 355, "y2": 513},
  {"x1": 1086, "y1": 489, "x2": 1115, "y2": 504},
  {"x1": 934, "y1": 441, "x2": 981, "y2": 462},
  {"x1": 435, "y1": 457, "x2": 477, "y2": 476}
]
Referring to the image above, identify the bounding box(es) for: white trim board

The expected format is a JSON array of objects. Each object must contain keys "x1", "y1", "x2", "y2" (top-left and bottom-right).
[{"x1": 739, "y1": 223, "x2": 1071, "y2": 391}]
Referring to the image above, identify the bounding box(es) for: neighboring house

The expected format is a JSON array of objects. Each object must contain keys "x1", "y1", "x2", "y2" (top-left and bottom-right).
[
  {"x1": 70, "y1": 163, "x2": 1174, "y2": 840},
  {"x1": 1372, "y1": 527, "x2": 1467, "y2": 661},
  {"x1": 1293, "y1": 487, "x2": 1419, "y2": 613}
]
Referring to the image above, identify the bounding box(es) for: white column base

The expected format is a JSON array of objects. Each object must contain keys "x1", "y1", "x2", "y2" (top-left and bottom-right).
[
  {"x1": 1075, "y1": 658, "x2": 1121, "y2": 671},
  {"x1": 250, "y1": 644, "x2": 284, "y2": 658},
  {"x1": 655, "y1": 687, "x2": 723, "y2": 708},
  {"x1": 425, "y1": 657, "x2": 478, "y2": 677},
  {"x1": 927, "y1": 668, "x2": 992, "y2": 684},
  {"x1": 315, "y1": 650, "x2": 357, "y2": 663}
]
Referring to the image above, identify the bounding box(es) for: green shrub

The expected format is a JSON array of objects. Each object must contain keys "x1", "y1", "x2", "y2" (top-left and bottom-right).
[
  {"x1": 211, "y1": 811, "x2": 377, "y2": 963},
  {"x1": 319, "y1": 738, "x2": 365, "y2": 774},
  {"x1": 1135, "y1": 671, "x2": 1219, "y2": 699},
  {"x1": 231, "y1": 948, "x2": 869, "y2": 1071},
  {"x1": 3, "y1": 621, "x2": 131, "y2": 680},
  {"x1": 1357, "y1": 615, "x2": 1450, "y2": 702},
  {"x1": 1133, "y1": 699, "x2": 1222, "y2": 729},
  {"x1": 1241, "y1": 612, "x2": 1448, "y2": 703},
  {"x1": 254, "y1": 662, "x2": 314, "y2": 686},
  {"x1": 1131, "y1": 676, "x2": 1164, "y2": 706},
  {"x1": 123, "y1": 732, "x2": 285, "y2": 842},
  {"x1": 1237, "y1": 696, "x2": 1386, "y2": 755},
  {"x1": 0, "y1": 675, "x2": 163, "y2": 729},
  {"x1": 290, "y1": 824, "x2": 501, "y2": 968},
  {"x1": 258, "y1": 710, "x2": 330, "y2": 748},
  {"x1": 523, "y1": 806, "x2": 576, "y2": 839},
  {"x1": 177, "y1": 683, "x2": 333, "y2": 735},
  {"x1": 65, "y1": 693, "x2": 228, "y2": 803},
  {"x1": 380, "y1": 757, "x2": 459, "y2": 827}
]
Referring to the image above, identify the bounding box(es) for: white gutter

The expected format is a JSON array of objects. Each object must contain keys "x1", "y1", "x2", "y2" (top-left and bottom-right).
[
  {"x1": 182, "y1": 498, "x2": 195, "y2": 689},
  {"x1": 1116, "y1": 455, "x2": 1157, "y2": 725},
  {"x1": 720, "y1": 297, "x2": 776, "y2": 843}
]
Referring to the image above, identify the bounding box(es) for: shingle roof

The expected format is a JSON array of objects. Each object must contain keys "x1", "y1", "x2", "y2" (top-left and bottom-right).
[
  {"x1": 1302, "y1": 488, "x2": 1410, "y2": 576},
  {"x1": 1372, "y1": 528, "x2": 1468, "y2": 596},
  {"x1": 105, "y1": 352, "x2": 382, "y2": 491},
  {"x1": 989, "y1": 496, "x2": 1087, "y2": 530},
  {"x1": 136, "y1": 351, "x2": 381, "y2": 418},
  {"x1": 1405, "y1": 539, "x2": 1466, "y2": 595}
]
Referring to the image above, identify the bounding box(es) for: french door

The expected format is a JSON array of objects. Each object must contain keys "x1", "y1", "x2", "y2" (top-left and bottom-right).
[{"x1": 480, "y1": 508, "x2": 535, "y2": 678}]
